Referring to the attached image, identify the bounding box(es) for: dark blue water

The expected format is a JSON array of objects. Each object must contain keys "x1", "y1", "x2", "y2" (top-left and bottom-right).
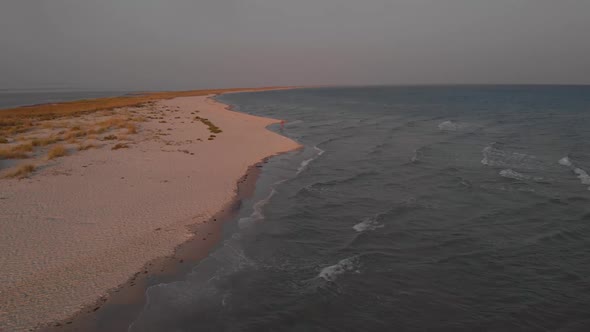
[
  {"x1": 132, "y1": 86, "x2": 590, "y2": 331},
  {"x1": 0, "y1": 89, "x2": 131, "y2": 109}
]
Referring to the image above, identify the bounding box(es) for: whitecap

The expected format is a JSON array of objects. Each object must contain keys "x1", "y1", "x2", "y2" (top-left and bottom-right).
[
  {"x1": 558, "y1": 157, "x2": 573, "y2": 167},
  {"x1": 318, "y1": 256, "x2": 360, "y2": 282},
  {"x1": 438, "y1": 120, "x2": 459, "y2": 131},
  {"x1": 481, "y1": 144, "x2": 540, "y2": 169},
  {"x1": 499, "y1": 169, "x2": 528, "y2": 181},
  {"x1": 557, "y1": 156, "x2": 590, "y2": 189},
  {"x1": 574, "y1": 168, "x2": 590, "y2": 185},
  {"x1": 353, "y1": 215, "x2": 384, "y2": 232}
]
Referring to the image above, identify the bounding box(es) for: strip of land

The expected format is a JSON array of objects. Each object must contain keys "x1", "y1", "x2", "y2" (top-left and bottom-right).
[{"x1": 0, "y1": 89, "x2": 301, "y2": 331}]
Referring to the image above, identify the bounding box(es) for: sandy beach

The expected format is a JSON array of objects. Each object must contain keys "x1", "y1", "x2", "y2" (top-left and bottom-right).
[{"x1": 0, "y1": 94, "x2": 301, "y2": 331}]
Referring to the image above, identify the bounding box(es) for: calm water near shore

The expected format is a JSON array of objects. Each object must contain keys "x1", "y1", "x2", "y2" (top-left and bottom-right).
[
  {"x1": 0, "y1": 89, "x2": 130, "y2": 109},
  {"x1": 131, "y1": 86, "x2": 590, "y2": 331}
]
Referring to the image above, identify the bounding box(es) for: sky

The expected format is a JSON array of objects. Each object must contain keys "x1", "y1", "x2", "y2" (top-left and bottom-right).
[{"x1": 1, "y1": 0, "x2": 589, "y2": 90}]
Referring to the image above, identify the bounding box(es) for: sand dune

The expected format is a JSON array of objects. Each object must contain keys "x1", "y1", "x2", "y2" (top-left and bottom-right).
[{"x1": 0, "y1": 95, "x2": 300, "y2": 331}]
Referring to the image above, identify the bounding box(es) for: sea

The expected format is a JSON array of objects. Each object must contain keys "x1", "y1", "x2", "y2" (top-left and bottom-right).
[
  {"x1": 0, "y1": 89, "x2": 131, "y2": 109},
  {"x1": 116, "y1": 86, "x2": 590, "y2": 330}
]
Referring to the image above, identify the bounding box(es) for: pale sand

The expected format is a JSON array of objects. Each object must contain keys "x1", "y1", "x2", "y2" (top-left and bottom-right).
[{"x1": 0, "y1": 95, "x2": 301, "y2": 331}]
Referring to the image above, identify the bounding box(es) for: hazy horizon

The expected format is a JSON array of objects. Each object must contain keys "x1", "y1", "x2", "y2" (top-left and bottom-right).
[{"x1": 2, "y1": 0, "x2": 589, "y2": 90}]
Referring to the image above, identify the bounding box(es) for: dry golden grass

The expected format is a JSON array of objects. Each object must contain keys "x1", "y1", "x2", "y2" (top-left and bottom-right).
[
  {"x1": 31, "y1": 136, "x2": 61, "y2": 147},
  {"x1": 63, "y1": 129, "x2": 87, "y2": 142},
  {"x1": 112, "y1": 143, "x2": 129, "y2": 150},
  {"x1": 125, "y1": 123, "x2": 137, "y2": 134},
  {"x1": 78, "y1": 143, "x2": 96, "y2": 151},
  {"x1": 0, "y1": 87, "x2": 289, "y2": 123},
  {"x1": 0, "y1": 143, "x2": 33, "y2": 159},
  {"x1": 3, "y1": 164, "x2": 35, "y2": 179},
  {"x1": 102, "y1": 134, "x2": 117, "y2": 141},
  {"x1": 47, "y1": 145, "x2": 68, "y2": 159}
]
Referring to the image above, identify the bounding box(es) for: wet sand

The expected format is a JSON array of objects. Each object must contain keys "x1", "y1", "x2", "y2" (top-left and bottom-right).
[
  {"x1": 41, "y1": 161, "x2": 265, "y2": 332},
  {"x1": 0, "y1": 93, "x2": 301, "y2": 331}
]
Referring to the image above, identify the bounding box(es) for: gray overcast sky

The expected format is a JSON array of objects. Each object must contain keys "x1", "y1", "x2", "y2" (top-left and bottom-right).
[{"x1": 1, "y1": 0, "x2": 589, "y2": 90}]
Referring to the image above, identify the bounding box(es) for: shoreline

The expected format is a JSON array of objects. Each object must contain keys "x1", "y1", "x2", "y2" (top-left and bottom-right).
[
  {"x1": 41, "y1": 160, "x2": 268, "y2": 332},
  {"x1": 0, "y1": 90, "x2": 302, "y2": 331}
]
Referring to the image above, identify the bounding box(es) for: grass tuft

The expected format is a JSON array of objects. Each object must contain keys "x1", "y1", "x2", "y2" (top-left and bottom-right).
[
  {"x1": 194, "y1": 116, "x2": 223, "y2": 134},
  {"x1": 112, "y1": 143, "x2": 129, "y2": 150},
  {"x1": 47, "y1": 145, "x2": 68, "y2": 159},
  {"x1": 126, "y1": 123, "x2": 137, "y2": 134},
  {"x1": 3, "y1": 164, "x2": 35, "y2": 179},
  {"x1": 31, "y1": 136, "x2": 60, "y2": 147},
  {"x1": 0, "y1": 143, "x2": 33, "y2": 159},
  {"x1": 78, "y1": 143, "x2": 96, "y2": 151},
  {"x1": 102, "y1": 134, "x2": 117, "y2": 140}
]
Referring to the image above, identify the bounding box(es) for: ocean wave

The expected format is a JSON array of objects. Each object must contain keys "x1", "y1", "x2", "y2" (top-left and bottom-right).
[
  {"x1": 574, "y1": 168, "x2": 590, "y2": 186},
  {"x1": 558, "y1": 156, "x2": 590, "y2": 190},
  {"x1": 499, "y1": 169, "x2": 528, "y2": 181},
  {"x1": 296, "y1": 146, "x2": 325, "y2": 175},
  {"x1": 353, "y1": 214, "x2": 384, "y2": 232},
  {"x1": 301, "y1": 171, "x2": 379, "y2": 194},
  {"x1": 410, "y1": 148, "x2": 421, "y2": 163},
  {"x1": 481, "y1": 143, "x2": 541, "y2": 169},
  {"x1": 499, "y1": 169, "x2": 546, "y2": 182},
  {"x1": 318, "y1": 256, "x2": 360, "y2": 282},
  {"x1": 438, "y1": 120, "x2": 459, "y2": 131},
  {"x1": 238, "y1": 179, "x2": 286, "y2": 228},
  {"x1": 558, "y1": 157, "x2": 573, "y2": 167},
  {"x1": 284, "y1": 119, "x2": 304, "y2": 127}
]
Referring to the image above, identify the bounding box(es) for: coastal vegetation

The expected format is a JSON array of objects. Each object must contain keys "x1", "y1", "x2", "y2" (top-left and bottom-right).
[
  {"x1": 2, "y1": 163, "x2": 35, "y2": 179},
  {"x1": 47, "y1": 145, "x2": 68, "y2": 159},
  {"x1": 112, "y1": 143, "x2": 129, "y2": 150},
  {"x1": 194, "y1": 116, "x2": 223, "y2": 134},
  {"x1": 0, "y1": 87, "x2": 282, "y2": 179}
]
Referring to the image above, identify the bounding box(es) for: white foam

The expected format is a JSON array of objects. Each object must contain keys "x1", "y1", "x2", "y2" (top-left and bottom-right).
[
  {"x1": 574, "y1": 168, "x2": 590, "y2": 185},
  {"x1": 438, "y1": 120, "x2": 458, "y2": 131},
  {"x1": 481, "y1": 144, "x2": 540, "y2": 169},
  {"x1": 557, "y1": 156, "x2": 590, "y2": 189},
  {"x1": 481, "y1": 145, "x2": 493, "y2": 165},
  {"x1": 318, "y1": 256, "x2": 360, "y2": 282},
  {"x1": 296, "y1": 146, "x2": 325, "y2": 175},
  {"x1": 238, "y1": 179, "x2": 286, "y2": 228},
  {"x1": 499, "y1": 169, "x2": 528, "y2": 181},
  {"x1": 314, "y1": 146, "x2": 326, "y2": 156},
  {"x1": 559, "y1": 157, "x2": 573, "y2": 167},
  {"x1": 285, "y1": 120, "x2": 303, "y2": 127},
  {"x1": 353, "y1": 215, "x2": 384, "y2": 232}
]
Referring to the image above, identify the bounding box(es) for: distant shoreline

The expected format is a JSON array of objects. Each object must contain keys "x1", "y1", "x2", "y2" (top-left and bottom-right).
[{"x1": 0, "y1": 86, "x2": 299, "y2": 116}]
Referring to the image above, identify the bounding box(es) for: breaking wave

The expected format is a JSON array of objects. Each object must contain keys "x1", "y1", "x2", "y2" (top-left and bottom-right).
[
  {"x1": 438, "y1": 120, "x2": 459, "y2": 131},
  {"x1": 296, "y1": 146, "x2": 325, "y2": 175},
  {"x1": 238, "y1": 180, "x2": 286, "y2": 228},
  {"x1": 318, "y1": 256, "x2": 360, "y2": 282},
  {"x1": 499, "y1": 169, "x2": 529, "y2": 181},
  {"x1": 353, "y1": 214, "x2": 384, "y2": 232},
  {"x1": 558, "y1": 157, "x2": 573, "y2": 167},
  {"x1": 558, "y1": 156, "x2": 590, "y2": 190},
  {"x1": 481, "y1": 143, "x2": 542, "y2": 169}
]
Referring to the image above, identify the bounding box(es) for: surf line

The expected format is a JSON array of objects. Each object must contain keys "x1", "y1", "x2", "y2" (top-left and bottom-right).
[{"x1": 296, "y1": 146, "x2": 325, "y2": 175}]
